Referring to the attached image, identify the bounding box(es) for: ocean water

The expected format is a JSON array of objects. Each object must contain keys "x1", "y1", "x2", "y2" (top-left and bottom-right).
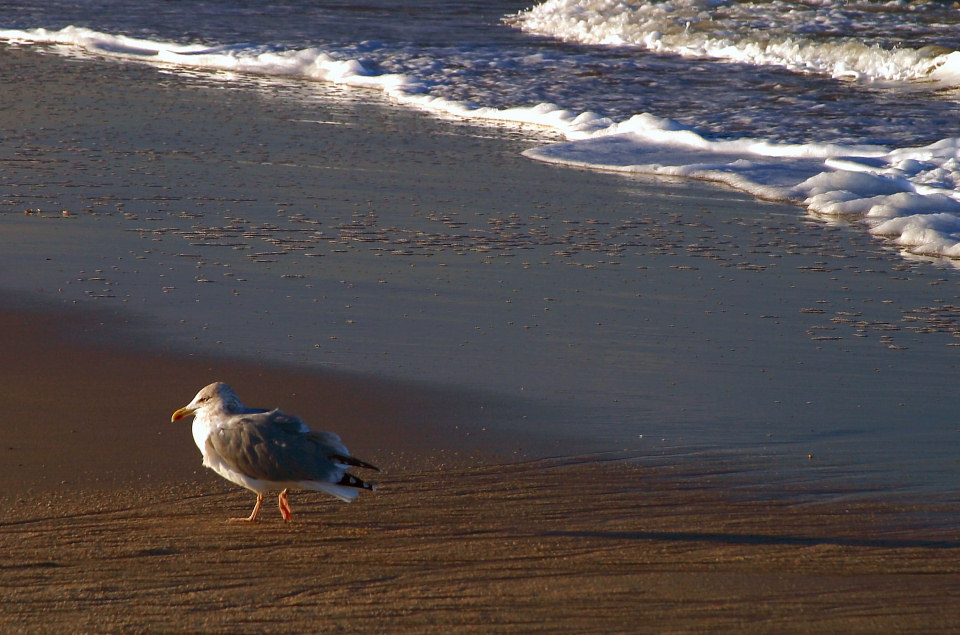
[
  {"x1": 3, "y1": 1, "x2": 960, "y2": 496},
  {"x1": 3, "y1": 0, "x2": 960, "y2": 257}
]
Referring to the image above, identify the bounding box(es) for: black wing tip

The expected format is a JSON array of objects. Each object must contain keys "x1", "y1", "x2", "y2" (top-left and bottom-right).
[{"x1": 331, "y1": 453, "x2": 382, "y2": 473}]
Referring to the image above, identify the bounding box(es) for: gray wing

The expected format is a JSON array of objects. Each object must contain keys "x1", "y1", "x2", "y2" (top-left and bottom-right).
[
  {"x1": 208, "y1": 410, "x2": 346, "y2": 483},
  {"x1": 207, "y1": 409, "x2": 360, "y2": 483}
]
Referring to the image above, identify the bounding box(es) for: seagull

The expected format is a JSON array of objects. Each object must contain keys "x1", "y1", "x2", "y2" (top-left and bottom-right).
[{"x1": 171, "y1": 382, "x2": 380, "y2": 522}]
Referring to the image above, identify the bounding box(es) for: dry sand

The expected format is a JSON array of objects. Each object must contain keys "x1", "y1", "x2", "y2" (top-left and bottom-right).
[{"x1": 2, "y1": 304, "x2": 960, "y2": 633}]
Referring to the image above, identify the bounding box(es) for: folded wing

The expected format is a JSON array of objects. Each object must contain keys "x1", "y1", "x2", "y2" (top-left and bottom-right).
[{"x1": 207, "y1": 409, "x2": 379, "y2": 485}]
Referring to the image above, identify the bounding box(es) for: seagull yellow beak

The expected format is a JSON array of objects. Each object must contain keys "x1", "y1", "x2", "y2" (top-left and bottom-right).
[{"x1": 171, "y1": 406, "x2": 195, "y2": 422}]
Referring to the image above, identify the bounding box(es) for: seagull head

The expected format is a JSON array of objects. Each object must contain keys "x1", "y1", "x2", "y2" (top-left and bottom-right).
[{"x1": 171, "y1": 382, "x2": 244, "y2": 422}]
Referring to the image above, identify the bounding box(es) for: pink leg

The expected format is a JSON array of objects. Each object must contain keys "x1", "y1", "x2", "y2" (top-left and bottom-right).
[
  {"x1": 278, "y1": 489, "x2": 293, "y2": 521},
  {"x1": 228, "y1": 493, "x2": 264, "y2": 522}
]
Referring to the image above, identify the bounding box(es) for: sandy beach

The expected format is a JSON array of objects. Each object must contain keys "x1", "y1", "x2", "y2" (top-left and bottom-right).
[
  {"x1": 2, "y1": 43, "x2": 960, "y2": 632},
  {"x1": 3, "y1": 212, "x2": 960, "y2": 635},
  {"x1": 2, "y1": 308, "x2": 960, "y2": 633},
  {"x1": 2, "y1": 319, "x2": 960, "y2": 632}
]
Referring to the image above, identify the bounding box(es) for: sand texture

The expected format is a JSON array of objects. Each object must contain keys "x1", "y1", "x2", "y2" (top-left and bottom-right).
[
  {"x1": 3, "y1": 459, "x2": 960, "y2": 633},
  {"x1": 3, "y1": 304, "x2": 960, "y2": 632}
]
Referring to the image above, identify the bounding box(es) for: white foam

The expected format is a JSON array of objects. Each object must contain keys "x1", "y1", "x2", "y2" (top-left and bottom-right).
[
  {"x1": 526, "y1": 115, "x2": 960, "y2": 258},
  {"x1": 508, "y1": 0, "x2": 960, "y2": 85}
]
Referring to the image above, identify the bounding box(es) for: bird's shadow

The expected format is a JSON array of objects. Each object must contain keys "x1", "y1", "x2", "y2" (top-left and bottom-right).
[{"x1": 544, "y1": 530, "x2": 960, "y2": 550}]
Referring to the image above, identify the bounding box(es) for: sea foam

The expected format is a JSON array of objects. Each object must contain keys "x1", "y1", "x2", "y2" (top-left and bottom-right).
[
  {"x1": 508, "y1": 0, "x2": 960, "y2": 85},
  {"x1": 527, "y1": 117, "x2": 960, "y2": 258},
  {"x1": 2, "y1": 23, "x2": 960, "y2": 260}
]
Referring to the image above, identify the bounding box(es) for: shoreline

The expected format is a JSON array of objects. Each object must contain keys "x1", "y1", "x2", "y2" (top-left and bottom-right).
[
  {"x1": 4, "y1": 16, "x2": 960, "y2": 631},
  {"x1": 2, "y1": 46, "x2": 960, "y2": 500},
  {"x1": 2, "y1": 46, "x2": 960, "y2": 632}
]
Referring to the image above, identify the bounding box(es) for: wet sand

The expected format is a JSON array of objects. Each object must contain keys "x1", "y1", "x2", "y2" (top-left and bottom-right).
[
  {"x1": 0, "y1": 300, "x2": 531, "y2": 494},
  {"x1": 4, "y1": 463, "x2": 960, "y2": 633},
  {"x1": 3, "y1": 304, "x2": 960, "y2": 632}
]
